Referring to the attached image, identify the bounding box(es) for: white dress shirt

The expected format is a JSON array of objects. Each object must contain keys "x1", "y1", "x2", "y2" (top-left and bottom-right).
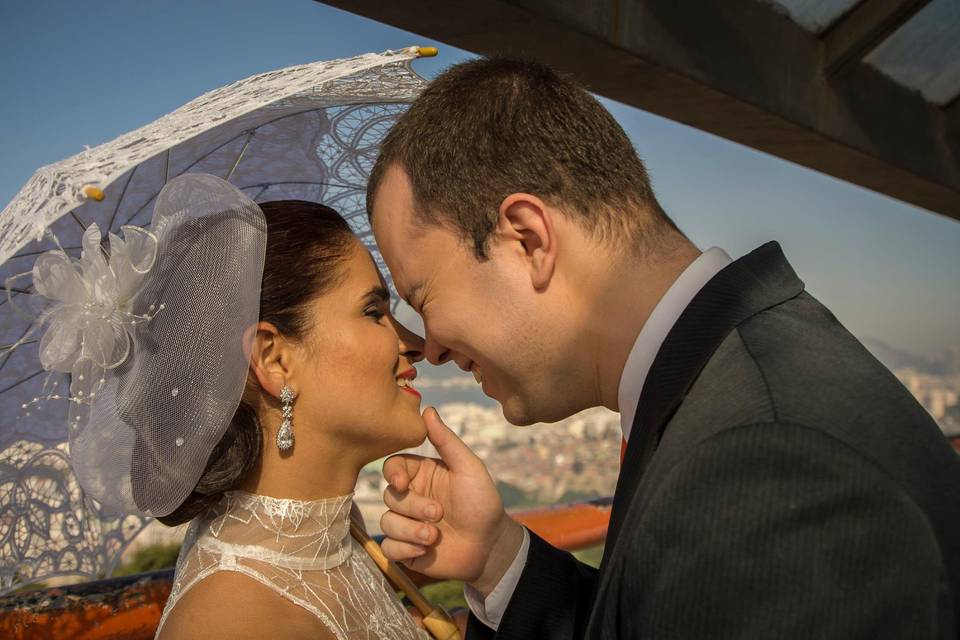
[{"x1": 464, "y1": 247, "x2": 733, "y2": 630}]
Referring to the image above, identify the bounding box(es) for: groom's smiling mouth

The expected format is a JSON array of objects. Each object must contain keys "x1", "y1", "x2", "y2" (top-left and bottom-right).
[{"x1": 462, "y1": 359, "x2": 491, "y2": 395}]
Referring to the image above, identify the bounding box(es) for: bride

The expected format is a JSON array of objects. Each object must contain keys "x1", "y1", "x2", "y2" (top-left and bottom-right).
[{"x1": 45, "y1": 173, "x2": 435, "y2": 639}]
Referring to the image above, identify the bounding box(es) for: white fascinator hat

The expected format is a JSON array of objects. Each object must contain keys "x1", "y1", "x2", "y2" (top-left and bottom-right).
[{"x1": 28, "y1": 173, "x2": 267, "y2": 517}]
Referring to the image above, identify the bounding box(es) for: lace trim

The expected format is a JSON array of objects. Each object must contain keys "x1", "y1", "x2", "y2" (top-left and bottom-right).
[
  {"x1": 155, "y1": 491, "x2": 429, "y2": 639},
  {"x1": 196, "y1": 491, "x2": 354, "y2": 570}
]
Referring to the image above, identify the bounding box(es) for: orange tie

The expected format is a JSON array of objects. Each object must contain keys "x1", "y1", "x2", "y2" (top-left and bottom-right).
[{"x1": 620, "y1": 437, "x2": 627, "y2": 465}]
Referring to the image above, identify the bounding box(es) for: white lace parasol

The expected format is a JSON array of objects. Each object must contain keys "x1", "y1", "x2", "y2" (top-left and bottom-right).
[{"x1": 0, "y1": 47, "x2": 431, "y2": 593}]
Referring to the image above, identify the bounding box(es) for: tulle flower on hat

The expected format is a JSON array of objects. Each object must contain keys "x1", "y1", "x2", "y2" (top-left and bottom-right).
[{"x1": 7, "y1": 222, "x2": 160, "y2": 404}]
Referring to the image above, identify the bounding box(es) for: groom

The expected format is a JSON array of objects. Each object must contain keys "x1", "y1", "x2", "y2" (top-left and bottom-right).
[{"x1": 369, "y1": 57, "x2": 960, "y2": 638}]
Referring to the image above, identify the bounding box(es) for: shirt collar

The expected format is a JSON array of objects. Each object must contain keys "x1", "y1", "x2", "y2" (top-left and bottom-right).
[{"x1": 617, "y1": 247, "x2": 732, "y2": 441}]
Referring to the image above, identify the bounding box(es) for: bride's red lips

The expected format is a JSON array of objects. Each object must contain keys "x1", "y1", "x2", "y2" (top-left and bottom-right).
[{"x1": 397, "y1": 368, "x2": 421, "y2": 398}]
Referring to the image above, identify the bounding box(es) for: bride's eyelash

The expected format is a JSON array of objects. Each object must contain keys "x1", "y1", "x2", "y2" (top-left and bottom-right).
[{"x1": 364, "y1": 306, "x2": 386, "y2": 321}]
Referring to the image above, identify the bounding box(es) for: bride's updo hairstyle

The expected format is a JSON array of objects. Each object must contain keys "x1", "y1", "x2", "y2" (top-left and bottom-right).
[{"x1": 154, "y1": 200, "x2": 355, "y2": 526}]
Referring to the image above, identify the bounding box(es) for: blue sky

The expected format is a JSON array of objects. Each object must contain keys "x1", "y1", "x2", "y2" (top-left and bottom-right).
[{"x1": 2, "y1": 0, "x2": 958, "y2": 362}]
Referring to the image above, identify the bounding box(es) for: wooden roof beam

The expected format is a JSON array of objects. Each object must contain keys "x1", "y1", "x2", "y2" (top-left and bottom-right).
[
  {"x1": 822, "y1": 0, "x2": 932, "y2": 78},
  {"x1": 317, "y1": 0, "x2": 960, "y2": 221}
]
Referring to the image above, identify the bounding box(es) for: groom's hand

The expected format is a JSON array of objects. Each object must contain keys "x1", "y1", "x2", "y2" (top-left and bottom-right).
[{"x1": 380, "y1": 407, "x2": 525, "y2": 596}]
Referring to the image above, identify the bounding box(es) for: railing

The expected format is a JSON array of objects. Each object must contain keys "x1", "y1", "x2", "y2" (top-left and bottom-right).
[{"x1": 0, "y1": 498, "x2": 612, "y2": 639}]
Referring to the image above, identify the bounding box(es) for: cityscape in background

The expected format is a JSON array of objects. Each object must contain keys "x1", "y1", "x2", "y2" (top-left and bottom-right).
[
  {"x1": 863, "y1": 338, "x2": 960, "y2": 437},
  {"x1": 131, "y1": 336, "x2": 960, "y2": 562},
  {"x1": 354, "y1": 404, "x2": 623, "y2": 531},
  {"x1": 354, "y1": 337, "x2": 960, "y2": 534}
]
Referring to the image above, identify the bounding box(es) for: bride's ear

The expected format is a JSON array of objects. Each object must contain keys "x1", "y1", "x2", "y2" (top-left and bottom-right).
[{"x1": 247, "y1": 321, "x2": 293, "y2": 400}]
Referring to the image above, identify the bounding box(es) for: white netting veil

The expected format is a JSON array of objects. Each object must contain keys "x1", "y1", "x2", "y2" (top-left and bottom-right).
[{"x1": 67, "y1": 174, "x2": 267, "y2": 517}]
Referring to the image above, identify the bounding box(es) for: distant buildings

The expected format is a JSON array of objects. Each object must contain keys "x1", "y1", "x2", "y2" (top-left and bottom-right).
[
  {"x1": 895, "y1": 368, "x2": 960, "y2": 438},
  {"x1": 437, "y1": 404, "x2": 622, "y2": 507},
  {"x1": 352, "y1": 404, "x2": 623, "y2": 533},
  {"x1": 125, "y1": 365, "x2": 960, "y2": 569}
]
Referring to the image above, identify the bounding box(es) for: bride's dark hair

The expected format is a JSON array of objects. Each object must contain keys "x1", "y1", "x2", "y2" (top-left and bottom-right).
[{"x1": 156, "y1": 200, "x2": 355, "y2": 526}]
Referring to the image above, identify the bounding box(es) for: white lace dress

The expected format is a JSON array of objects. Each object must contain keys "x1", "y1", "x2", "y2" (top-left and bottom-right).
[{"x1": 155, "y1": 491, "x2": 429, "y2": 639}]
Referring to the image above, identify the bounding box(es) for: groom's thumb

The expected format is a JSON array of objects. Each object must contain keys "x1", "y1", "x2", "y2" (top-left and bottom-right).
[{"x1": 423, "y1": 406, "x2": 475, "y2": 472}]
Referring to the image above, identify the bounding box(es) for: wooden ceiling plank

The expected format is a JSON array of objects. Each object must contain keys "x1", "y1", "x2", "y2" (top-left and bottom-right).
[{"x1": 823, "y1": 0, "x2": 932, "y2": 78}]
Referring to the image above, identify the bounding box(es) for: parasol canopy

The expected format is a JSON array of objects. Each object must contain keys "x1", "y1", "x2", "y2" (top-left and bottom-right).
[{"x1": 0, "y1": 46, "x2": 432, "y2": 593}]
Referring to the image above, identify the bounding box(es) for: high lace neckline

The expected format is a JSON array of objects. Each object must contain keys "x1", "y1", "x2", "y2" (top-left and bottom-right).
[
  {"x1": 158, "y1": 489, "x2": 429, "y2": 639},
  {"x1": 194, "y1": 490, "x2": 354, "y2": 571}
]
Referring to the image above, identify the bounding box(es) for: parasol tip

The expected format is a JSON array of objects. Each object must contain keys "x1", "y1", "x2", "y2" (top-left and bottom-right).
[
  {"x1": 416, "y1": 46, "x2": 439, "y2": 58},
  {"x1": 82, "y1": 185, "x2": 105, "y2": 201}
]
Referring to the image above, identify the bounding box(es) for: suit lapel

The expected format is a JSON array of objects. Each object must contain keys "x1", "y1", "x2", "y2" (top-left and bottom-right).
[
  {"x1": 585, "y1": 242, "x2": 805, "y2": 636},
  {"x1": 603, "y1": 241, "x2": 805, "y2": 557}
]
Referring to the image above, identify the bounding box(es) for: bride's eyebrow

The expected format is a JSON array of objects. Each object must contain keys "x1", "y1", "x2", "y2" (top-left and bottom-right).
[{"x1": 362, "y1": 286, "x2": 391, "y2": 304}]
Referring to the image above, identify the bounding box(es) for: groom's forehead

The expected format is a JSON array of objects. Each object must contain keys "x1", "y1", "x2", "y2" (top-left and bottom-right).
[
  {"x1": 373, "y1": 198, "x2": 441, "y2": 249},
  {"x1": 372, "y1": 208, "x2": 429, "y2": 256},
  {"x1": 371, "y1": 164, "x2": 415, "y2": 218},
  {"x1": 372, "y1": 186, "x2": 419, "y2": 236}
]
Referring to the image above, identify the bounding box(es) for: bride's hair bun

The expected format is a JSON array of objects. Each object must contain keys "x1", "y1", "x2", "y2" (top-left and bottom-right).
[{"x1": 156, "y1": 403, "x2": 261, "y2": 526}]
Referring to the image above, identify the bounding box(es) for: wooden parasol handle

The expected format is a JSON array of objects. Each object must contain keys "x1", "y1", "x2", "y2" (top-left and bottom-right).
[{"x1": 350, "y1": 518, "x2": 461, "y2": 640}]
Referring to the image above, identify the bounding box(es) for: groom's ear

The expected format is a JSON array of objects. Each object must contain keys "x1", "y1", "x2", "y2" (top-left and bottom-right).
[{"x1": 497, "y1": 193, "x2": 557, "y2": 290}]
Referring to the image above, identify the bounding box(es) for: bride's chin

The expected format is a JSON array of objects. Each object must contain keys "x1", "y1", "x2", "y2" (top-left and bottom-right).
[
  {"x1": 394, "y1": 415, "x2": 428, "y2": 449},
  {"x1": 403, "y1": 423, "x2": 429, "y2": 448}
]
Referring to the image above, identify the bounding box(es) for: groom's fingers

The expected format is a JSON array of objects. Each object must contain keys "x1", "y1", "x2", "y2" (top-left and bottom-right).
[
  {"x1": 381, "y1": 536, "x2": 427, "y2": 563},
  {"x1": 381, "y1": 510, "x2": 438, "y2": 547},
  {"x1": 382, "y1": 453, "x2": 424, "y2": 492},
  {"x1": 423, "y1": 407, "x2": 477, "y2": 473},
  {"x1": 384, "y1": 485, "x2": 443, "y2": 522}
]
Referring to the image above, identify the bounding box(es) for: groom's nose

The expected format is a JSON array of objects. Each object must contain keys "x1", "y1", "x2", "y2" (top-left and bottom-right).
[{"x1": 424, "y1": 333, "x2": 452, "y2": 366}]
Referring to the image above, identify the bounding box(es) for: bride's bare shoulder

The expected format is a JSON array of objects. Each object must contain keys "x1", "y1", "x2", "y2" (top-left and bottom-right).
[{"x1": 157, "y1": 571, "x2": 336, "y2": 640}]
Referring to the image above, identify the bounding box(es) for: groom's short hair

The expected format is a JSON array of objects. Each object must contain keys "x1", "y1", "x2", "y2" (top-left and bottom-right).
[{"x1": 368, "y1": 56, "x2": 680, "y2": 258}]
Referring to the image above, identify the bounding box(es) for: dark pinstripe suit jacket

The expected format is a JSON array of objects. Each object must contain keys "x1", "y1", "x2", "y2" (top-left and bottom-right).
[{"x1": 467, "y1": 242, "x2": 960, "y2": 639}]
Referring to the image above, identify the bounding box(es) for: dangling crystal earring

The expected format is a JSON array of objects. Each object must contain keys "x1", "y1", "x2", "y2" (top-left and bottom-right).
[{"x1": 276, "y1": 384, "x2": 296, "y2": 451}]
